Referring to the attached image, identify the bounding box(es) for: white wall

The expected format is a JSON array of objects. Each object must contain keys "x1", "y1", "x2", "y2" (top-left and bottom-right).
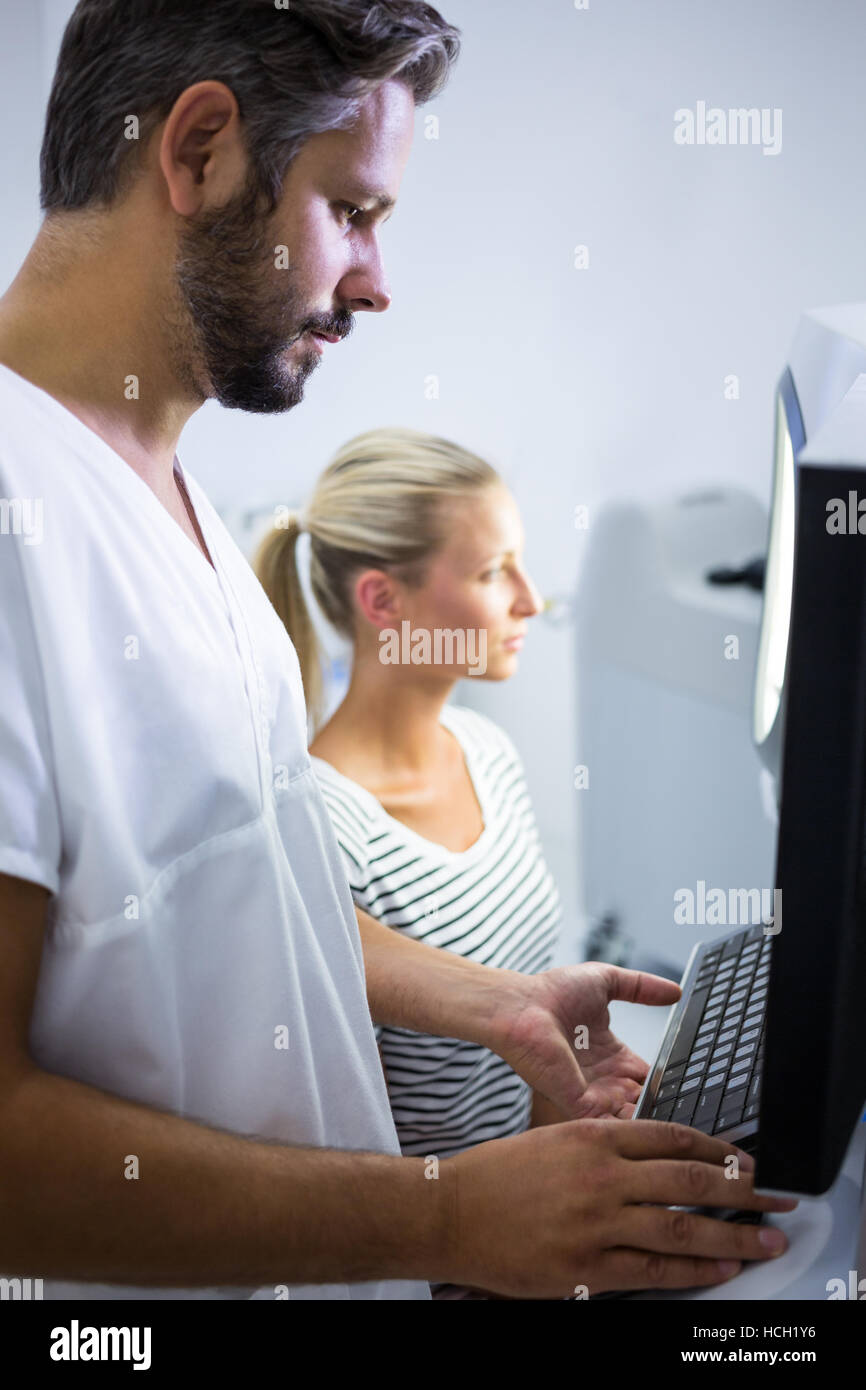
[{"x1": 7, "y1": 0, "x2": 866, "y2": 961}]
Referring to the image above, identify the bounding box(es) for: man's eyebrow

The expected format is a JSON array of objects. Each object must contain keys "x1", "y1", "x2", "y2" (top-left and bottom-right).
[{"x1": 348, "y1": 186, "x2": 396, "y2": 214}]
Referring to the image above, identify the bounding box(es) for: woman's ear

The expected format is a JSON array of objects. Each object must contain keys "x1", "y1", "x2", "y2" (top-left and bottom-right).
[{"x1": 353, "y1": 568, "x2": 402, "y2": 630}]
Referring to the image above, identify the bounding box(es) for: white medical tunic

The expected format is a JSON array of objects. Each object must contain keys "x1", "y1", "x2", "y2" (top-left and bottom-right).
[{"x1": 0, "y1": 361, "x2": 430, "y2": 1301}]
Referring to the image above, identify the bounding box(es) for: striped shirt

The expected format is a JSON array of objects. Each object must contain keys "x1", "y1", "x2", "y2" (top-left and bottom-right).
[{"x1": 310, "y1": 702, "x2": 562, "y2": 1160}]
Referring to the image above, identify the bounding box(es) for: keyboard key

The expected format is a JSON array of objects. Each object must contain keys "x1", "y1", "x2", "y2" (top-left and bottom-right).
[
  {"x1": 744, "y1": 1102, "x2": 760, "y2": 1121},
  {"x1": 739, "y1": 1027, "x2": 760, "y2": 1044},
  {"x1": 716, "y1": 1028, "x2": 737, "y2": 1044},
  {"x1": 726, "y1": 1066, "x2": 751, "y2": 1091},
  {"x1": 692, "y1": 1087, "x2": 724, "y2": 1132},
  {"x1": 672, "y1": 1093, "x2": 697, "y2": 1125},
  {"x1": 714, "y1": 1089, "x2": 748, "y2": 1131},
  {"x1": 747, "y1": 1073, "x2": 762, "y2": 1106},
  {"x1": 704, "y1": 1068, "x2": 727, "y2": 1089},
  {"x1": 684, "y1": 1061, "x2": 704, "y2": 1079},
  {"x1": 651, "y1": 1100, "x2": 675, "y2": 1120},
  {"x1": 666, "y1": 989, "x2": 711, "y2": 1068},
  {"x1": 678, "y1": 1077, "x2": 702, "y2": 1095},
  {"x1": 656, "y1": 1082, "x2": 679, "y2": 1104},
  {"x1": 690, "y1": 1047, "x2": 709, "y2": 1065},
  {"x1": 721, "y1": 1082, "x2": 748, "y2": 1106}
]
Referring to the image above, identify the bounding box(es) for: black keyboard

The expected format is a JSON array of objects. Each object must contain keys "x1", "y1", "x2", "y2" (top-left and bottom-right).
[{"x1": 636, "y1": 923, "x2": 770, "y2": 1143}]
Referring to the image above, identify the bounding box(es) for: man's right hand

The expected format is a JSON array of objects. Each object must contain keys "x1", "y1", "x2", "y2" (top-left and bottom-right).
[{"x1": 441, "y1": 1118, "x2": 797, "y2": 1299}]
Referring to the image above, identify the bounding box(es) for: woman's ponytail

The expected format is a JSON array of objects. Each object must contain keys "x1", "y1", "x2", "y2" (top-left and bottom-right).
[{"x1": 253, "y1": 515, "x2": 323, "y2": 727}]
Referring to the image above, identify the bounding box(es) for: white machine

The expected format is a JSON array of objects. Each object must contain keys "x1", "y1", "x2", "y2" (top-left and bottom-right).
[{"x1": 575, "y1": 485, "x2": 774, "y2": 978}]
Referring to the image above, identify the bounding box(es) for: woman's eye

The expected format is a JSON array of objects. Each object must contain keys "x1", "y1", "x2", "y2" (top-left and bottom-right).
[
  {"x1": 481, "y1": 567, "x2": 503, "y2": 580},
  {"x1": 339, "y1": 204, "x2": 363, "y2": 225}
]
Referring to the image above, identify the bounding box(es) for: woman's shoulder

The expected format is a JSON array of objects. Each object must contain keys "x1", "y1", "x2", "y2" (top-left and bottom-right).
[
  {"x1": 309, "y1": 753, "x2": 381, "y2": 826},
  {"x1": 441, "y1": 702, "x2": 524, "y2": 768}
]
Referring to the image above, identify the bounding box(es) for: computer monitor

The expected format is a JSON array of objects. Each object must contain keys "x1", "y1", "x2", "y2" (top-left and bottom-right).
[{"x1": 753, "y1": 304, "x2": 866, "y2": 1194}]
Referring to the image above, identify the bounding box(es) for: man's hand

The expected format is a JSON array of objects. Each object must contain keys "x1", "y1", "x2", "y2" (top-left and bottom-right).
[
  {"x1": 441, "y1": 1120, "x2": 796, "y2": 1300},
  {"x1": 488, "y1": 962, "x2": 681, "y2": 1120},
  {"x1": 357, "y1": 907, "x2": 678, "y2": 1120}
]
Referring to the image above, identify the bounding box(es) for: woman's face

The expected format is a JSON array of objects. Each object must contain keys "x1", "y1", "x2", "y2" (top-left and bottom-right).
[{"x1": 380, "y1": 484, "x2": 544, "y2": 682}]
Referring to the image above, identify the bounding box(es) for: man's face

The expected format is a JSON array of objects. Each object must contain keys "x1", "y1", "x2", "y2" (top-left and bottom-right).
[{"x1": 172, "y1": 79, "x2": 415, "y2": 413}]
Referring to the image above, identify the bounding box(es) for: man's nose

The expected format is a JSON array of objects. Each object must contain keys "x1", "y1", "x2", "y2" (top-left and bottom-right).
[
  {"x1": 347, "y1": 284, "x2": 392, "y2": 312},
  {"x1": 341, "y1": 243, "x2": 392, "y2": 313}
]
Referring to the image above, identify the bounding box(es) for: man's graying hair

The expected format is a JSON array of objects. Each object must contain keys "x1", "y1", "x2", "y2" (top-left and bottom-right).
[{"x1": 40, "y1": 0, "x2": 460, "y2": 214}]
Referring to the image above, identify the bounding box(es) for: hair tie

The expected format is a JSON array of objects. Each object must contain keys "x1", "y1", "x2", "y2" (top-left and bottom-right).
[{"x1": 295, "y1": 524, "x2": 312, "y2": 583}]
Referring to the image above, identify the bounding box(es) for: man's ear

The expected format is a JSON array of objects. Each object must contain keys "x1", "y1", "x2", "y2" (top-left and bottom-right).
[
  {"x1": 158, "y1": 81, "x2": 248, "y2": 216},
  {"x1": 353, "y1": 568, "x2": 403, "y2": 630}
]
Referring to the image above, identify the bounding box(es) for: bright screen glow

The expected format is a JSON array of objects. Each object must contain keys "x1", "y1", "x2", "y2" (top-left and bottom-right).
[{"x1": 754, "y1": 390, "x2": 796, "y2": 747}]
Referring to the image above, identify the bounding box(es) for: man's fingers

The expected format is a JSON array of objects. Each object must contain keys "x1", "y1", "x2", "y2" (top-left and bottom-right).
[
  {"x1": 612, "y1": 1205, "x2": 789, "y2": 1263},
  {"x1": 609, "y1": 1118, "x2": 757, "y2": 1171},
  {"x1": 625, "y1": 1159, "x2": 797, "y2": 1213},
  {"x1": 590, "y1": 1248, "x2": 746, "y2": 1295},
  {"x1": 567, "y1": 1077, "x2": 644, "y2": 1119}
]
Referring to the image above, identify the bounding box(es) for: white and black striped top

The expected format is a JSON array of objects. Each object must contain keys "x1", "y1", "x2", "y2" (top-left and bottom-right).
[{"x1": 310, "y1": 703, "x2": 562, "y2": 1159}]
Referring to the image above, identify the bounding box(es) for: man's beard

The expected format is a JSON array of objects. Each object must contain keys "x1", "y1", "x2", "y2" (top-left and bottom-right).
[{"x1": 170, "y1": 169, "x2": 346, "y2": 414}]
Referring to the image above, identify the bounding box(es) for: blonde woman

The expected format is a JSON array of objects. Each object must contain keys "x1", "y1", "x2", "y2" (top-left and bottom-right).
[{"x1": 255, "y1": 427, "x2": 568, "y2": 1173}]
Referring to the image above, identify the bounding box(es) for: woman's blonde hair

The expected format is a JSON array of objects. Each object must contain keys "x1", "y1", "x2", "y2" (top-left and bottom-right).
[{"x1": 254, "y1": 426, "x2": 501, "y2": 729}]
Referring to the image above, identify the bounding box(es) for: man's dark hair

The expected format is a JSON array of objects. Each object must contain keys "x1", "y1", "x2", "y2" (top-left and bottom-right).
[{"x1": 40, "y1": 0, "x2": 460, "y2": 215}]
